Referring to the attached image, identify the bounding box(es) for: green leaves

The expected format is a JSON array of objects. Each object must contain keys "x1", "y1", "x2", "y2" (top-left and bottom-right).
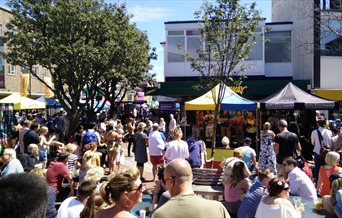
[{"x1": 3, "y1": 0, "x2": 154, "y2": 133}]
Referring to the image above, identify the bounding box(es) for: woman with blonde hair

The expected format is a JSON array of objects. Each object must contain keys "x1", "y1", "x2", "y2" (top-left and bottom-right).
[
  {"x1": 164, "y1": 127, "x2": 189, "y2": 164},
  {"x1": 317, "y1": 151, "x2": 342, "y2": 196},
  {"x1": 96, "y1": 167, "x2": 144, "y2": 218},
  {"x1": 38, "y1": 126, "x2": 56, "y2": 166},
  {"x1": 77, "y1": 150, "x2": 96, "y2": 183},
  {"x1": 258, "y1": 122, "x2": 277, "y2": 174},
  {"x1": 83, "y1": 142, "x2": 101, "y2": 167},
  {"x1": 159, "y1": 117, "x2": 166, "y2": 133}
]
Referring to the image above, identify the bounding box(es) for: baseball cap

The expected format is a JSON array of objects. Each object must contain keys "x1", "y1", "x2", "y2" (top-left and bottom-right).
[{"x1": 243, "y1": 137, "x2": 252, "y2": 145}]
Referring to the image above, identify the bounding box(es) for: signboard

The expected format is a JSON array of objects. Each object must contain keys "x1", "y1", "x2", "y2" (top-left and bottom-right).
[{"x1": 159, "y1": 102, "x2": 175, "y2": 111}]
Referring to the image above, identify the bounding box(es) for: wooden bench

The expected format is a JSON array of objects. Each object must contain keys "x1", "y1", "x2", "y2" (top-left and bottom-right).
[{"x1": 192, "y1": 168, "x2": 224, "y2": 200}]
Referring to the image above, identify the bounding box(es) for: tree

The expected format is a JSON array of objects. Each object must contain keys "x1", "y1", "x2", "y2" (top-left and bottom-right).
[
  {"x1": 187, "y1": 0, "x2": 262, "y2": 158},
  {"x1": 2, "y1": 0, "x2": 154, "y2": 136}
]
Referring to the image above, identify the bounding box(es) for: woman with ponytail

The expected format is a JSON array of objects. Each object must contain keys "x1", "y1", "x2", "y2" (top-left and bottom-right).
[{"x1": 96, "y1": 167, "x2": 144, "y2": 218}]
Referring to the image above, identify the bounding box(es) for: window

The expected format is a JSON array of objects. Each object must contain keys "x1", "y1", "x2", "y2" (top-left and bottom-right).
[
  {"x1": 321, "y1": 19, "x2": 342, "y2": 56},
  {"x1": 8, "y1": 64, "x2": 15, "y2": 75},
  {"x1": 32, "y1": 66, "x2": 39, "y2": 78},
  {"x1": 265, "y1": 31, "x2": 291, "y2": 62},
  {"x1": 21, "y1": 66, "x2": 29, "y2": 74},
  {"x1": 187, "y1": 36, "x2": 201, "y2": 60},
  {"x1": 0, "y1": 24, "x2": 2, "y2": 36},
  {"x1": 43, "y1": 68, "x2": 49, "y2": 77},
  {"x1": 167, "y1": 35, "x2": 185, "y2": 62},
  {"x1": 247, "y1": 35, "x2": 263, "y2": 60}
]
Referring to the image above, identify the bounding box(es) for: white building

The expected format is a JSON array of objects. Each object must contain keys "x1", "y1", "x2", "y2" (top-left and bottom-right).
[
  {"x1": 152, "y1": 20, "x2": 310, "y2": 99},
  {"x1": 272, "y1": 0, "x2": 342, "y2": 101}
]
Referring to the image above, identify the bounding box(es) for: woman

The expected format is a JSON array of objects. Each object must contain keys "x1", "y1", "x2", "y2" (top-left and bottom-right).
[
  {"x1": 231, "y1": 111, "x2": 245, "y2": 146},
  {"x1": 104, "y1": 124, "x2": 118, "y2": 174},
  {"x1": 224, "y1": 161, "x2": 251, "y2": 216},
  {"x1": 159, "y1": 117, "x2": 166, "y2": 134},
  {"x1": 165, "y1": 127, "x2": 189, "y2": 164},
  {"x1": 38, "y1": 126, "x2": 55, "y2": 166},
  {"x1": 77, "y1": 150, "x2": 96, "y2": 183},
  {"x1": 96, "y1": 167, "x2": 144, "y2": 218},
  {"x1": 323, "y1": 176, "x2": 342, "y2": 217},
  {"x1": 258, "y1": 122, "x2": 277, "y2": 174},
  {"x1": 134, "y1": 122, "x2": 148, "y2": 181},
  {"x1": 126, "y1": 118, "x2": 135, "y2": 157},
  {"x1": 317, "y1": 151, "x2": 342, "y2": 196},
  {"x1": 245, "y1": 112, "x2": 257, "y2": 149},
  {"x1": 255, "y1": 178, "x2": 304, "y2": 218}
]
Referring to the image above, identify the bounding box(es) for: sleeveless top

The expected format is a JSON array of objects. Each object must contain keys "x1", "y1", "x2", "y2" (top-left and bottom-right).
[{"x1": 319, "y1": 165, "x2": 339, "y2": 196}]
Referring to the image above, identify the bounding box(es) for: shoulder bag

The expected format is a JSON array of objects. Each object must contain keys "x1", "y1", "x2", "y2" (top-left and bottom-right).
[{"x1": 317, "y1": 129, "x2": 332, "y2": 160}]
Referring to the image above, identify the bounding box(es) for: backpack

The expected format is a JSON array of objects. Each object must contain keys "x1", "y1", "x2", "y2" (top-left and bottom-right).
[{"x1": 83, "y1": 131, "x2": 97, "y2": 145}]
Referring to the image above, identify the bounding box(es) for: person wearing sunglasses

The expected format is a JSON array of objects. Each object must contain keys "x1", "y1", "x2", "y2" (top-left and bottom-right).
[
  {"x1": 97, "y1": 167, "x2": 144, "y2": 218},
  {"x1": 255, "y1": 178, "x2": 304, "y2": 218}
]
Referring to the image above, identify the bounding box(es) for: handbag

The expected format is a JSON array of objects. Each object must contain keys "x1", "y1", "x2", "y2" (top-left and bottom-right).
[{"x1": 317, "y1": 129, "x2": 332, "y2": 160}]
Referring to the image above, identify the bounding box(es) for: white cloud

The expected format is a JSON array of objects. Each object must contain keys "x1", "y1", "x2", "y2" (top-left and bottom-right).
[{"x1": 129, "y1": 5, "x2": 172, "y2": 22}]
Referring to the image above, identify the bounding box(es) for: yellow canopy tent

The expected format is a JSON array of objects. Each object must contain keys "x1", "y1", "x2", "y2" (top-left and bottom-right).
[
  {"x1": 0, "y1": 93, "x2": 46, "y2": 110},
  {"x1": 184, "y1": 84, "x2": 219, "y2": 111},
  {"x1": 184, "y1": 83, "x2": 257, "y2": 111}
]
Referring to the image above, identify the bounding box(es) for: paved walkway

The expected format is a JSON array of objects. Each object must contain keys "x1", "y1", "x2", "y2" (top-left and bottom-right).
[{"x1": 119, "y1": 142, "x2": 155, "y2": 193}]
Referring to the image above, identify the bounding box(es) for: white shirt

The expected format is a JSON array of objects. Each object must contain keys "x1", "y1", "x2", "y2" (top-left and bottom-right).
[
  {"x1": 165, "y1": 139, "x2": 189, "y2": 163},
  {"x1": 57, "y1": 197, "x2": 84, "y2": 218},
  {"x1": 288, "y1": 167, "x2": 318, "y2": 203},
  {"x1": 159, "y1": 121, "x2": 166, "y2": 132},
  {"x1": 311, "y1": 127, "x2": 332, "y2": 154},
  {"x1": 169, "y1": 118, "x2": 176, "y2": 132},
  {"x1": 255, "y1": 197, "x2": 300, "y2": 218},
  {"x1": 148, "y1": 130, "x2": 166, "y2": 156}
]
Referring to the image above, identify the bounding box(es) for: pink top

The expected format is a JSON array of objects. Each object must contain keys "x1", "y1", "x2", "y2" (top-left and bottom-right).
[{"x1": 224, "y1": 179, "x2": 249, "y2": 202}]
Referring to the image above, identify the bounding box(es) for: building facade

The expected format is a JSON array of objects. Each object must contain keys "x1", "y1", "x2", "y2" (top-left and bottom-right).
[
  {"x1": 154, "y1": 19, "x2": 310, "y2": 100},
  {"x1": 0, "y1": 7, "x2": 50, "y2": 98},
  {"x1": 272, "y1": 0, "x2": 342, "y2": 101}
]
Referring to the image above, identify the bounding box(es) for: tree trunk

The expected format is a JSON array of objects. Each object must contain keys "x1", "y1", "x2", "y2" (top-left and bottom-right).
[{"x1": 210, "y1": 103, "x2": 220, "y2": 164}]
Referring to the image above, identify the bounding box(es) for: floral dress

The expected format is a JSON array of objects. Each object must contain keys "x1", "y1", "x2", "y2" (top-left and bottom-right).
[{"x1": 258, "y1": 130, "x2": 277, "y2": 173}]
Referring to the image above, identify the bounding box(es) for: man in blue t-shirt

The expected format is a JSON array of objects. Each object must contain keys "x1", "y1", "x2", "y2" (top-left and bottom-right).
[
  {"x1": 239, "y1": 137, "x2": 258, "y2": 172},
  {"x1": 237, "y1": 169, "x2": 275, "y2": 218}
]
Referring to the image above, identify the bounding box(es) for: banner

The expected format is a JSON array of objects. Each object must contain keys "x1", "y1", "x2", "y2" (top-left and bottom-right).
[
  {"x1": 20, "y1": 74, "x2": 30, "y2": 97},
  {"x1": 43, "y1": 77, "x2": 54, "y2": 98}
]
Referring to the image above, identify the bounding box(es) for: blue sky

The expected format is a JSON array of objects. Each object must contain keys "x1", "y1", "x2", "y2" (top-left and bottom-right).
[{"x1": 0, "y1": 0, "x2": 272, "y2": 81}]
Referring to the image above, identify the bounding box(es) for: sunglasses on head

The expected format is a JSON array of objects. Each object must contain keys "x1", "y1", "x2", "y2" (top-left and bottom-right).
[{"x1": 131, "y1": 183, "x2": 143, "y2": 192}]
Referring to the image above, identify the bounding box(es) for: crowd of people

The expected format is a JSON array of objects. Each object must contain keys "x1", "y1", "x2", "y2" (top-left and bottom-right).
[{"x1": 0, "y1": 108, "x2": 342, "y2": 218}]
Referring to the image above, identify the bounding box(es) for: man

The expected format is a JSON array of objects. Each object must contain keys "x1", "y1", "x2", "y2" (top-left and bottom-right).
[
  {"x1": 168, "y1": 114, "x2": 177, "y2": 136},
  {"x1": 23, "y1": 122, "x2": 40, "y2": 153},
  {"x1": 57, "y1": 181, "x2": 97, "y2": 218},
  {"x1": 18, "y1": 143, "x2": 40, "y2": 172},
  {"x1": 311, "y1": 117, "x2": 332, "y2": 181},
  {"x1": 237, "y1": 169, "x2": 275, "y2": 218},
  {"x1": 283, "y1": 157, "x2": 318, "y2": 203},
  {"x1": 18, "y1": 120, "x2": 30, "y2": 153},
  {"x1": 46, "y1": 151, "x2": 74, "y2": 202},
  {"x1": 274, "y1": 119, "x2": 301, "y2": 177},
  {"x1": 151, "y1": 158, "x2": 230, "y2": 218},
  {"x1": 239, "y1": 137, "x2": 258, "y2": 172},
  {"x1": 148, "y1": 123, "x2": 166, "y2": 181},
  {"x1": 1, "y1": 148, "x2": 24, "y2": 177},
  {"x1": 0, "y1": 173, "x2": 48, "y2": 218}
]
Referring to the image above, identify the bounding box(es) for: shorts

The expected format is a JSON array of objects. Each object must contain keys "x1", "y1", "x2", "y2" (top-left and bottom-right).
[{"x1": 150, "y1": 155, "x2": 164, "y2": 165}]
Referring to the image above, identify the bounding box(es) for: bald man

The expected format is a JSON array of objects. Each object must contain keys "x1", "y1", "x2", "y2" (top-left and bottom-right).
[{"x1": 151, "y1": 158, "x2": 230, "y2": 218}]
